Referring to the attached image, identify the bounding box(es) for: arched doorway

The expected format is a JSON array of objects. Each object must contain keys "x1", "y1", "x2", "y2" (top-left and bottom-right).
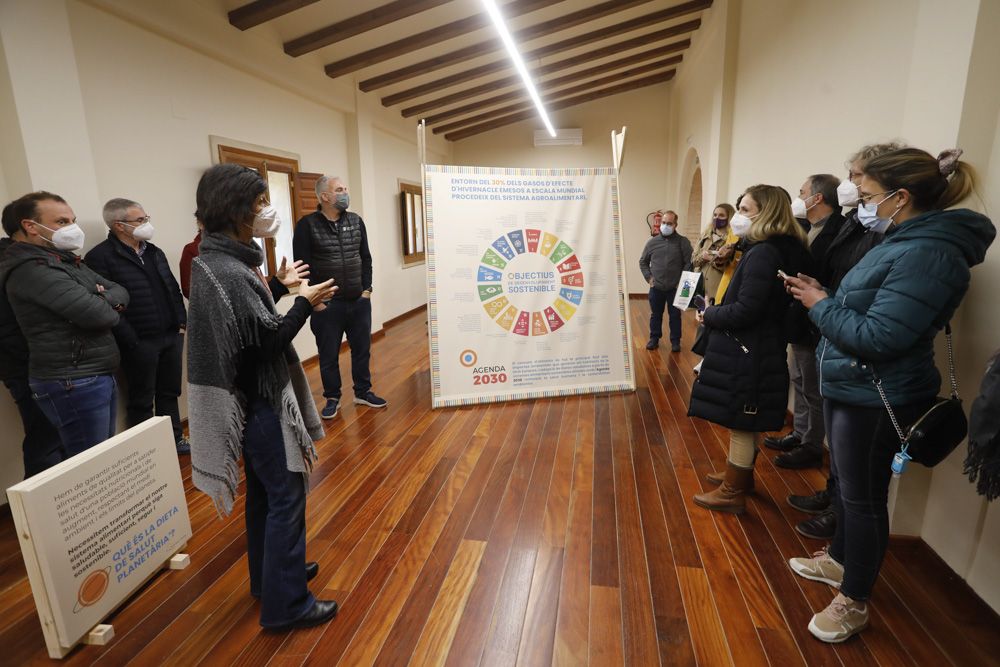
[{"x1": 686, "y1": 166, "x2": 703, "y2": 239}]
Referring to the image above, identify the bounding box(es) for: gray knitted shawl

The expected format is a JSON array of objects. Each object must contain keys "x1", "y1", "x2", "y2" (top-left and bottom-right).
[{"x1": 186, "y1": 233, "x2": 323, "y2": 516}]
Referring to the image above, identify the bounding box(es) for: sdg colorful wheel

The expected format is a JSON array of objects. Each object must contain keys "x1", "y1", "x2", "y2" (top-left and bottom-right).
[{"x1": 477, "y1": 229, "x2": 585, "y2": 336}]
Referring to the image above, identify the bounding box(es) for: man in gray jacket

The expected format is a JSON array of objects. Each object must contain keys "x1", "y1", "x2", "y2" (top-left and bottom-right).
[
  {"x1": 639, "y1": 210, "x2": 692, "y2": 352},
  {"x1": 0, "y1": 191, "x2": 129, "y2": 456}
]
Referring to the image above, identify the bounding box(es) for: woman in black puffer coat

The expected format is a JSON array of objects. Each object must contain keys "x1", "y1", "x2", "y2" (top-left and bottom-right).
[{"x1": 688, "y1": 184, "x2": 811, "y2": 513}]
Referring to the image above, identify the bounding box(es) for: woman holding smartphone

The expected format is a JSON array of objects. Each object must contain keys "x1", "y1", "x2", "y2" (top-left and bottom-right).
[
  {"x1": 785, "y1": 148, "x2": 994, "y2": 643},
  {"x1": 688, "y1": 185, "x2": 810, "y2": 514}
]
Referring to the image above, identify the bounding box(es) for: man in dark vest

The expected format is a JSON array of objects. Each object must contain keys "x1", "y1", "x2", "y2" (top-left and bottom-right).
[
  {"x1": 85, "y1": 198, "x2": 189, "y2": 454},
  {"x1": 294, "y1": 175, "x2": 385, "y2": 419}
]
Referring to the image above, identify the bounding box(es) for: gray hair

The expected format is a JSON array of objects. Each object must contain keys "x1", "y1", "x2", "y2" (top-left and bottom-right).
[
  {"x1": 314, "y1": 175, "x2": 344, "y2": 199},
  {"x1": 102, "y1": 197, "x2": 141, "y2": 228}
]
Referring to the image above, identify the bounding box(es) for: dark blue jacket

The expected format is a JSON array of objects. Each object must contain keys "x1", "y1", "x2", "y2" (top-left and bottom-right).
[
  {"x1": 84, "y1": 233, "x2": 186, "y2": 350},
  {"x1": 812, "y1": 208, "x2": 995, "y2": 407}
]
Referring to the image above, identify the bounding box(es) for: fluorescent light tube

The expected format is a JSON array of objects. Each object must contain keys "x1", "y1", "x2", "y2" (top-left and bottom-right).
[{"x1": 481, "y1": 0, "x2": 557, "y2": 137}]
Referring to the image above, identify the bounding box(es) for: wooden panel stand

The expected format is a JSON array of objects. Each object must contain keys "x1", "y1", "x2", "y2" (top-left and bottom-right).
[
  {"x1": 84, "y1": 624, "x2": 114, "y2": 646},
  {"x1": 168, "y1": 554, "x2": 190, "y2": 570}
]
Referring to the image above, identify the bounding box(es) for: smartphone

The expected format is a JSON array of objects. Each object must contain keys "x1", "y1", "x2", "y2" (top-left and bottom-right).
[
  {"x1": 777, "y1": 269, "x2": 790, "y2": 280},
  {"x1": 691, "y1": 294, "x2": 707, "y2": 313}
]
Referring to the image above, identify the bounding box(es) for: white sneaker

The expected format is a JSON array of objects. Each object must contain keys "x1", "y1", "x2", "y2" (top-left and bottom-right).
[
  {"x1": 808, "y1": 592, "x2": 869, "y2": 643},
  {"x1": 789, "y1": 547, "x2": 843, "y2": 588}
]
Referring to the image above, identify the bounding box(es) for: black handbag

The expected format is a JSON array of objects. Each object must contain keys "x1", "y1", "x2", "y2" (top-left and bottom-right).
[
  {"x1": 874, "y1": 325, "x2": 968, "y2": 470},
  {"x1": 691, "y1": 324, "x2": 710, "y2": 356}
]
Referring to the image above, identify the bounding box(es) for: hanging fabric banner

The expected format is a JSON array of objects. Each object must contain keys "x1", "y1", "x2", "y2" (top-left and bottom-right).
[{"x1": 424, "y1": 165, "x2": 635, "y2": 407}]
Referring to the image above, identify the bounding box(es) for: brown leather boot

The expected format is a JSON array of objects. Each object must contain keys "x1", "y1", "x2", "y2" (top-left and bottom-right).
[
  {"x1": 705, "y1": 448, "x2": 758, "y2": 491},
  {"x1": 694, "y1": 463, "x2": 754, "y2": 514}
]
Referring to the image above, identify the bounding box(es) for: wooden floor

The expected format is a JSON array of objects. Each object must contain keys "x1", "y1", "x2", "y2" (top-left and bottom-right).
[{"x1": 1, "y1": 302, "x2": 999, "y2": 666}]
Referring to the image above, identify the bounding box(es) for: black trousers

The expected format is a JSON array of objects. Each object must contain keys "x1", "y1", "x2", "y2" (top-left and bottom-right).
[
  {"x1": 121, "y1": 332, "x2": 183, "y2": 441},
  {"x1": 4, "y1": 377, "x2": 65, "y2": 477},
  {"x1": 310, "y1": 297, "x2": 372, "y2": 400}
]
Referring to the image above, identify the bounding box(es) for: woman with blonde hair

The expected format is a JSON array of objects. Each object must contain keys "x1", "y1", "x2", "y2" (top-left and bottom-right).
[
  {"x1": 687, "y1": 185, "x2": 810, "y2": 513},
  {"x1": 785, "y1": 148, "x2": 994, "y2": 643},
  {"x1": 692, "y1": 203, "x2": 737, "y2": 304}
]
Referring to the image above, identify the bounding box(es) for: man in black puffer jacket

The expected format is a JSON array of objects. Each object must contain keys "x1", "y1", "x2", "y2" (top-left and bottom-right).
[
  {"x1": 294, "y1": 175, "x2": 385, "y2": 420},
  {"x1": 85, "y1": 198, "x2": 189, "y2": 454},
  {"x1": 0, "y1": 192, "x2": 129, "y2": 457},
  {"x1": 0, "y1": 205, "x2": 65, "y2": 476}
]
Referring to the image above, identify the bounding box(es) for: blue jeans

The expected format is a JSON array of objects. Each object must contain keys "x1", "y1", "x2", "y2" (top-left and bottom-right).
[
  {"x1": 825, "y1": 397, "x2": 933, "y2": 601},
  {"x1": 310, "y1": 296, "x2": 372, "y2": 399},
  {"x1": 29, "y1": 374, "x2": 117, "y2": 457},
  {"x1": 242, "y1": 398, "x2": 315, "y2": 627},
  {"x1": 4, "y1": 377, "x2": 66, "y2": 477},
  {"x1": 648, "y1": 286, "x2": 681, "y2": 343}
]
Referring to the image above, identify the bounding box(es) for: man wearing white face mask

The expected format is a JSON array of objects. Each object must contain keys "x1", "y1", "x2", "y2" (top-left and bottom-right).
[
  {"x1": 639, "y1": 210, "x2": 693, "y2": 352},
  {"x1": 85, "y1": 198, "x2": 189, "y2": 454},
  {"x1": 0, "y1": 191, "x2": 129, "y2": 458}
]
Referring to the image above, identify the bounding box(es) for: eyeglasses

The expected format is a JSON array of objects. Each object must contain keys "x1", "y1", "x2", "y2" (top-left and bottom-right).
[
  {"x1": 117, "y1": 216, "x2": 151, "y2": 224},
  {"x1": 858, "y1": 190, "x2": 897, "y2": 205}
]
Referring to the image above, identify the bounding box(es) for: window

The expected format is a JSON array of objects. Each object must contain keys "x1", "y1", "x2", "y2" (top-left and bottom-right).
[
  {"x1": 216, "y1": 144, "x2": 320, "y2": 278},
  {"x1": 399, "y1": 181, "x2": 425, "y2": 266}
]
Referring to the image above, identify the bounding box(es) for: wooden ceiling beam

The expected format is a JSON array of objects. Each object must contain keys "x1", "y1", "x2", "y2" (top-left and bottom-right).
[
  {"x1": 444, "y1": 70, "x2": 676, "y2": 141},
  {"x1": 357, "y1": 0, "x2": 663, "y2": 91},
  {"x1": 320, "y1": 0, "x2": 564, "y2": 75},
  {"x1": 283, "y1": 0, "x2": 454, "y2": 57},
  {"x1": 427, "y1": 56, "x2": 682, "y2": 129},
  {"x1": 432, "y1": 62, "x2": 678, "y2": 134},
  {"x1": 229, "y1": 0, "x2": 320, "y2": 31},
  {"x1": 400, "y1": 36, "x2": 689, "y2": 118},
  {"x1": 381, "y1": 17, "x2": 699, "y2": 107}
]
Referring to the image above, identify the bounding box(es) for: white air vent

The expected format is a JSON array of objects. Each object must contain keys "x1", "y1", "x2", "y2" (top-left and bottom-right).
[{"x1": 534, "y1": 128, "x2": 583, "y2": 147}]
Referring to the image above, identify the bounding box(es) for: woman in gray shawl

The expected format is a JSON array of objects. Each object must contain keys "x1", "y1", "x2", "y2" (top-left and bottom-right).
[{"x1": 187, "y1": 164, "x2": 338, "y2": 630}]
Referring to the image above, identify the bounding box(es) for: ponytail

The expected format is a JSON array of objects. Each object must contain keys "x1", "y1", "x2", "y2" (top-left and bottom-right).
[{"x1": 863, "y1": 147, "x2": 977, "y2": 211}]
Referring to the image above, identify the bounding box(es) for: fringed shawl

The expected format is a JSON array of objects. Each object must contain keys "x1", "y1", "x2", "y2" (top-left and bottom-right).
[{"x1": 186, "y1": 234, "x2": 323, "y2": 516}]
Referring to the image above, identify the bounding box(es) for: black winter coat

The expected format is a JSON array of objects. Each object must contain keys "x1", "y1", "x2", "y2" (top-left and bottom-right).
[
  {"x1": 84, "y1": 234, "x2": 186, "y2": 349},
  {"x1": 0, "y1": 238, "x2": 30, "y2": 380},
  {"x1": 0, "y1": 242, "x2": 129, "y2": 380},
  {"x1": 688, "y1": 234, "x2": 810, "y2": 431},
  {"x1": 293, "y1": 210, "x2": 372, "y2": 299},
  {"x1": 820, "y1": 210, "x2": 883, "y2": 291}
]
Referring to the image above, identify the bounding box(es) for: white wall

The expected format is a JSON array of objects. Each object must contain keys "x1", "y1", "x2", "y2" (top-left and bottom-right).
[
  {"x1": 452, "y1": 84, "x2": 672, "y2": 293},
  {"x1": 0, "y1": 0, "x2": 447, "y2": 494}
]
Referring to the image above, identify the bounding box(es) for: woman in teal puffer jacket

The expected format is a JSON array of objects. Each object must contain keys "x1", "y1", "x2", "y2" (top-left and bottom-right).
[{"x1": 783, "y1": 147, "x2": 995, "y2": 644}]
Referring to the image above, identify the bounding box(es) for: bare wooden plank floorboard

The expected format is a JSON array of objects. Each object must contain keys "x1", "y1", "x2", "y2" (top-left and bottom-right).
[{"x1": 0, "y1": 305, "x2": 996, "y2": 666}]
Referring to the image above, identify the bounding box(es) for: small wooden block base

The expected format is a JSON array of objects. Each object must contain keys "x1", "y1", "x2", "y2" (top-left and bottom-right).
[
  {"x1": 168, "y1": 554, "x2": 190, "y2": 570},
  {"x1": 84, "y1": 624, "x2": 114, "y2": 646}
]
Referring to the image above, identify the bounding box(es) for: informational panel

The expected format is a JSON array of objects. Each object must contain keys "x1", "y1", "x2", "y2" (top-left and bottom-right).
[
  {"x1": 424, "y1": 165, "x2": 635, "y2": 407},
  {"x1": 6, "y1": 417, "x2": 192, "y2": 658}
]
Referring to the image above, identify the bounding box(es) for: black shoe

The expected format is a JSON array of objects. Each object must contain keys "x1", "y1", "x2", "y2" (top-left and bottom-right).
[
  {"x1": 270, "y1": 600, "x2": 339, "y2": 631},
  {"x1": 671, "y1": 341, "x2": 681, "y2": 353},
  {"x1": 795, "y1": 510, "x2": 836, "y2": 540},
  {"x1": 764, "y1": 432, "x2": 801, "y2": 451},
  {"x1": 774, "y1": 445, "x2": 823, "y2": 470},
  {"x1": 646, "y1": 337, "x2": 660, "y2": 350},
  {"x1": 787, "y1": 489, "x2": 831, "y2": 514}
]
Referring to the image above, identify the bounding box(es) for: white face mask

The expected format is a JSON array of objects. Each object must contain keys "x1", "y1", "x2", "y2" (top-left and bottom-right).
[
  {"x1": 248, "y1": 204, "x2": 282, "y2": 238},
  {"x1": 857, "y1": 191, "x2": 900, "y2": 233},
  {"x1": 120, "y1": 220, "x2": 155, "y2": 242},
  {"x1": 790, "y1": 194, "x2": 817, "y2": 219},
  {"x1": 730, "y1": 212, "x2": 755, "y2": 237},
  {"x1": 838, "y1": 180, "x2": 860, "y2": 207},
  {"x1": 660, "y1": 224, "x2": 675, "y2": 237},
  {"x1": 37, "y1": 222, "x2": 86, "y2": 252}
]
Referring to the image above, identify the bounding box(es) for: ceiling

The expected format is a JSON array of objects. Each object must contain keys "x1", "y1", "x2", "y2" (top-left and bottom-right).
[{"x1": 222, "y1": 0, "x2": 713, "y2": 140}]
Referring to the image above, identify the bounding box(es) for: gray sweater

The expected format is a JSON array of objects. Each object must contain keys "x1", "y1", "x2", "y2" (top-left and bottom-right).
[{"x1": 639, "y1": 232, "x2": 693, "y2": 291}]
